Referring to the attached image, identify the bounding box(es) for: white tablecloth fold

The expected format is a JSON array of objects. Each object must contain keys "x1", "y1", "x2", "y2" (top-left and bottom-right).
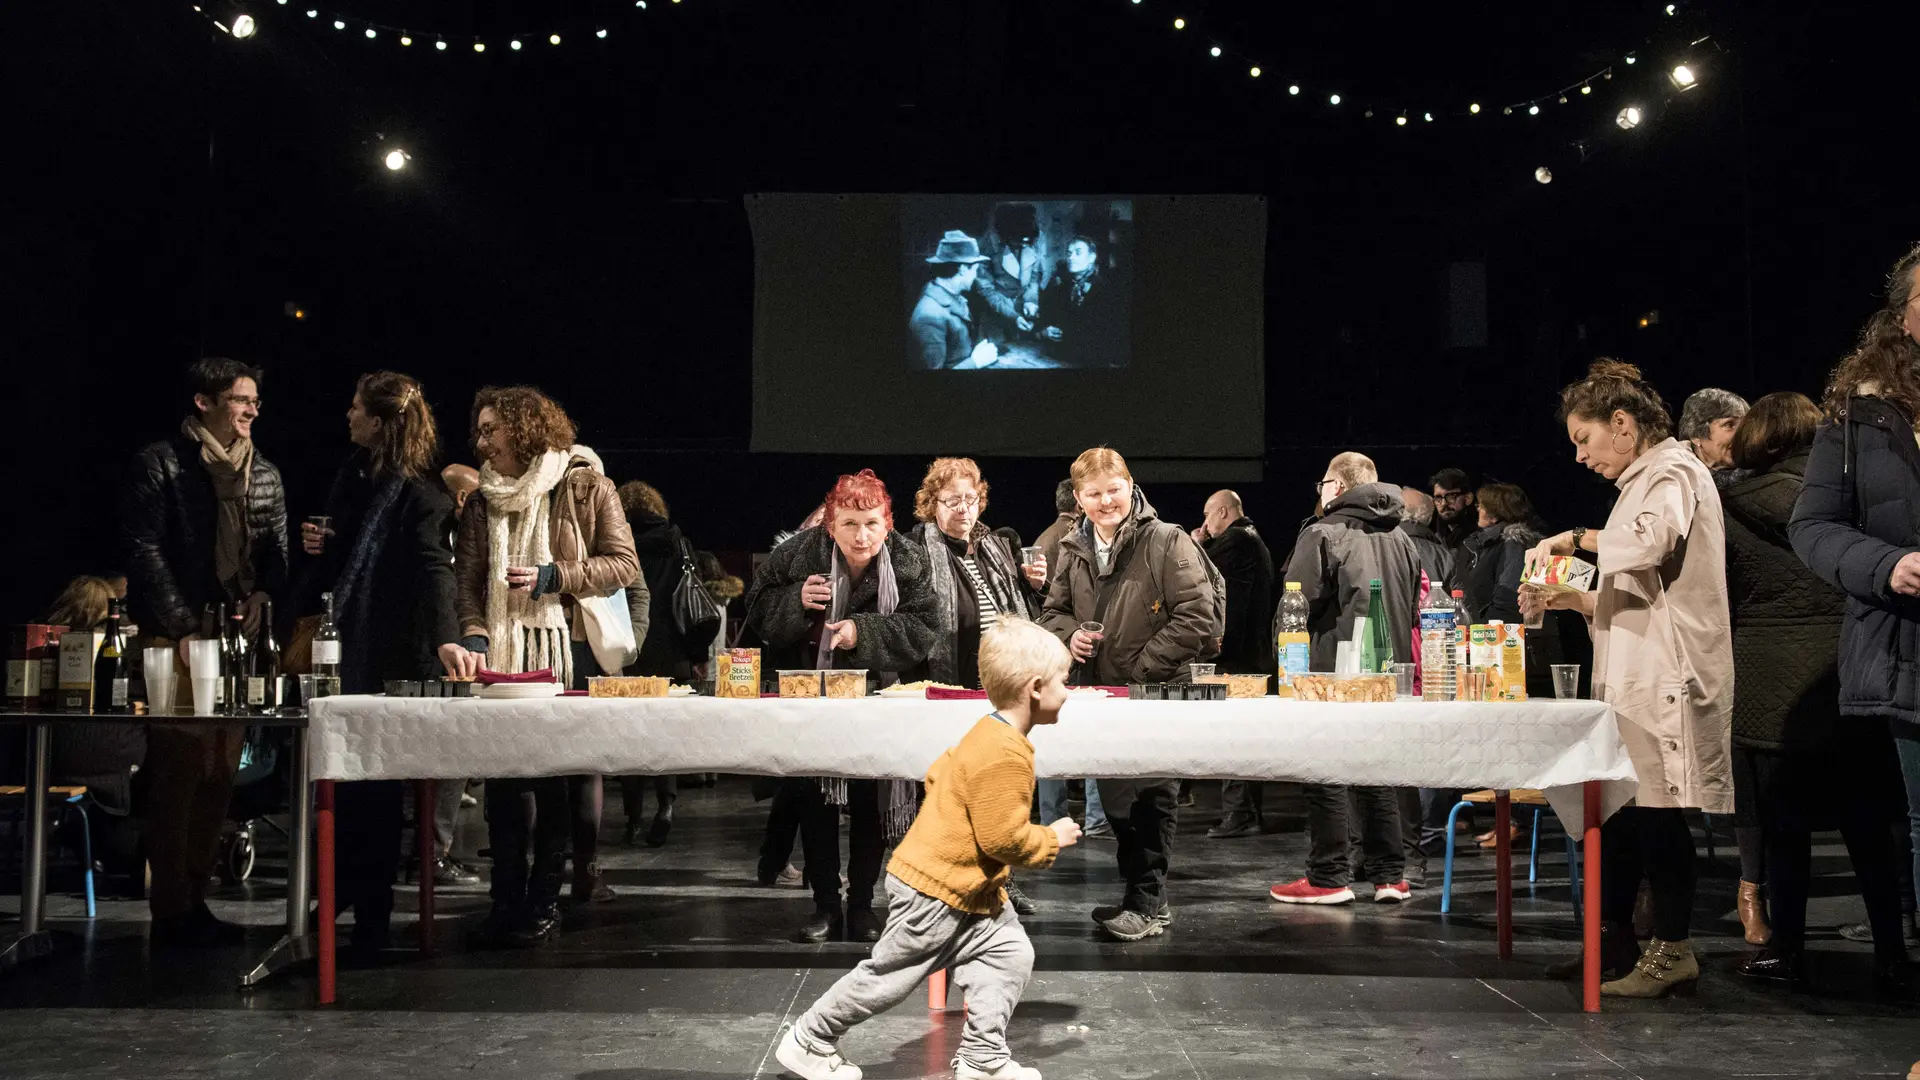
[{"x1": 307, "y1": 695, "x2": 1638, "y2": 830}]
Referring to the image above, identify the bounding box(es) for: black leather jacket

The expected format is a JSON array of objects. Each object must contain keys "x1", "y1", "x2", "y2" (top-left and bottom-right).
[{"x1": 120, "y1": 430, "x2": 289, "y2": 640}]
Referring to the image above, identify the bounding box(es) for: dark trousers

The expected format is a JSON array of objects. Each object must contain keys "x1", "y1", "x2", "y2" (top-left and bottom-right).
[
  {"x1": 486, "y1": 776, "x2": 569, "y2": 910},
  {"x1": 567, "y1": 774, "x2": 602, "y2": 866},
  {"x1": 1219, "y1": 779, "x2": 1264, "y2": 822},
  {"x1": 1396, "y1": 788, "x2": 1427, "y2": 882},
  {"x1": 1418, "y1": 787, "x2": 1464, "y2": 849},
  {"x1": 334, "y1": 780, "x2": 403, "y2": 940},
  {"x1": 144, "y1": 724, "x2": 244, "y2": 919},
  {"x1": 1306, "y1": 783, "x2": 1402, "y2": 888},
  {"x1": 1761, "y1": 725, "x2": 1905, "y2": 958},
  {"x1": 1099, "y1": 778, "x2": 1178, "y2": 916},
  {"x1": 620, "y1": 775, "x2": 678, "y2": 822},
  {"x1": 432, "y1": 778, "x2": 466, "y2": 856},
  {"x1": 1599, "y1": 806, "x2": 1696, "y2": 941},
  {"x1": 759, "y1": 781, "x2": 805, "y2": 883},
  {"x1": 794, "y1": 777, "x2": 884, "y2": 913}
]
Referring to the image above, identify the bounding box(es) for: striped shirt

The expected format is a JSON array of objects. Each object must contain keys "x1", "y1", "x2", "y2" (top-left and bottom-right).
[{"x1": 958, "y1": 554, "x2": 1002, "y2": 632}]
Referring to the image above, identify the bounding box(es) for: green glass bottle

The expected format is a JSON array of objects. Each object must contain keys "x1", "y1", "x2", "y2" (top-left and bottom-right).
[{"x1": 1361, "y1": 579, "x2": 1393, "y2": 674}]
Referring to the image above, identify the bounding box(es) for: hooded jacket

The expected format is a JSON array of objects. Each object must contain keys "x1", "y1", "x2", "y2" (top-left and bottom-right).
[
  {"x1": 1280, "y1": 483, "x2": 1421, "y2": 672},
  {"x1": 1039, "y1": 488, "x2": 1218, "y2": 684},
  {"x1": 1399, "y1": 519, "x2": 1456, "y2": 596},
  {"x1": 1790, "y1": 394, "x2": 1920, "y2": 724}
]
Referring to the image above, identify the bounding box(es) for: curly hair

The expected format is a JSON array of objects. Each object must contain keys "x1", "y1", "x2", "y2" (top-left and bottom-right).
[
  {"x1": 1823, "y1": 242, "x2": 1920, "y2": 421},
  {"x1": 1556, "y1": 359, "x2": 1673, "y2": 444},
  {"x1": 357, "y1": 371, "x2": 439, "y2": 480},
  {"x1": 617, "y1": 480, "x2": 669, "y2": 520},
  {"x1": 914, "y1": 457, "x2": 990, "y2": 523},
  {"x1": 823, "y1": 469, "x2": 893, "y2": 529},
  {"x1": 470, "y1": 385, "x2": 576, "y2": 468}
]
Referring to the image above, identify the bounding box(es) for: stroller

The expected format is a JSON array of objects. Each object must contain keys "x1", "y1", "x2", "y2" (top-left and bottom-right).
[{"x1": 217, "y1": 725, "x2": 293, "y2": 884}]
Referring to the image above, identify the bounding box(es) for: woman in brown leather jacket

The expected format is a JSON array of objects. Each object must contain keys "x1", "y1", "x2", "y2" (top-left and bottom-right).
[{"x1": 439, "y1": 385, "x2": 640, "y2": 947}]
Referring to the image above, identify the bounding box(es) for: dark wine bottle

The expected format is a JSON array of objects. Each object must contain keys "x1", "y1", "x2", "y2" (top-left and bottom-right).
[
  {"x1": 93, "y1": 598, "x2": 131, "y2": 714},
  {"x1": 225, "y1": 609, "x2": 251, "y2": 716},
  {"x1": 256, "y1": 599, "x2": 282, "y2": 712},
  {"x1": 212, "y1": 602, "x2": 229, "y2": 709}
]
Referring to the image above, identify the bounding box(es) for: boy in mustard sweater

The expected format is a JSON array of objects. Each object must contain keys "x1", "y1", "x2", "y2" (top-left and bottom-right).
[{"x1": 777, "y1": 619, "x2": 1082, "y2": 1080}]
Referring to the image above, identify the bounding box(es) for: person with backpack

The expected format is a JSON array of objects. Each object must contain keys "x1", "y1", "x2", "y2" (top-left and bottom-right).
[
  {"x1": 1268, "y1": 451, "x2": 1420, "y2": 908},
  {"x1": 1040, "y1": 447, "x2": 1221, "y2": 941},
  {"x1": 615, "y1": 480, "x2": 719, "y2": 848}
]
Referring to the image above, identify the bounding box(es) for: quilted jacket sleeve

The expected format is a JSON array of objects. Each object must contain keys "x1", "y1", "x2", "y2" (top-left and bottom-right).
[
  {"x1": 1790, "y1": 420, "x2": 1915, "y2": 608},
  {"x1": 121, "y1": 446, "x2": 196, "y2": 640},
  {"x1": 744, "y1": 533, "x2": 816, "y2": 647},
  {"x1": 554, "y1": 472, "x2": 640, "y2": 600},
  {"x1": 253, "y1": 459, "x2": 290, "y2": 602}
]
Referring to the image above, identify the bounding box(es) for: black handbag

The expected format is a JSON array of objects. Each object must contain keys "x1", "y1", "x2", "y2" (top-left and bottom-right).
[{"x1": 671, "y1": 537, "x2": 724, "y2": 659}]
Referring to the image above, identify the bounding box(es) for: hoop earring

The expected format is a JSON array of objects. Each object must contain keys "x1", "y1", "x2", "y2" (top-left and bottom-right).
[{"x1": 1610, "y1": 430, "x2": 1633, "y2": 453}]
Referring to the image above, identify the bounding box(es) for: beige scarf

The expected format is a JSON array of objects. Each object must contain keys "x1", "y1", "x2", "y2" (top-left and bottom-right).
[
  {"x1": 182, "y1": 416, "x2": 256, "y2": 599},
  {"x1": 478, "y1": 448, "x2": 576, "y2": 682}
]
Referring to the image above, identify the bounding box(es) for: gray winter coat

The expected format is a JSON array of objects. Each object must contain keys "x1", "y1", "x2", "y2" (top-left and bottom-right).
[{"x1": 1281, "y1": 483, "x2": 1422, "y2": 671}]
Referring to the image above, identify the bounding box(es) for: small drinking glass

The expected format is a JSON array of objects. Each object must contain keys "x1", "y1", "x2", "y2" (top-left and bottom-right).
[
  {"x1": 1390, "y1": 662, "x2": 1417, "y2": 699},
  {"x1": 1551, "y1": 664, "x2": 1582, "y2": 700},
  {"x1": 1519, "y1": 584, "x2": 1548, "y2": 630},
  {"x1": 1189, "y1": 662, "x2": 1216, "y2": 682},
  {"x1": 1020, "y1": 546, "x2": 1045, "y2": 568}
]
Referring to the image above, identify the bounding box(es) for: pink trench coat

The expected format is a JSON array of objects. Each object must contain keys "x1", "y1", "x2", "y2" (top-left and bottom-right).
[{"x1": 1591, "y1": 438, "x2": 1735, "y2": 813}]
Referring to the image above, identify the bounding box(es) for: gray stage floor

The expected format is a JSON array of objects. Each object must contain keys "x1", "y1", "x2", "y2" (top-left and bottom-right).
[{"x1": 3, "y1": 780, "x2": 1918, "y2": 1079}]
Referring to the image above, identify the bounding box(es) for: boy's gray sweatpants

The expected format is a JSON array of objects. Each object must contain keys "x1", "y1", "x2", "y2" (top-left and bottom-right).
[{"x1": 795, "y1": 873, "x2": 1034, "y2": 1068}]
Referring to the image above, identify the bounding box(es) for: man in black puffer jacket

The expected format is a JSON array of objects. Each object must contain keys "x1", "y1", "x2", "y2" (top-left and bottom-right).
[{"x1": 120, "y1": 357, "x2": 288, "y2": 947}]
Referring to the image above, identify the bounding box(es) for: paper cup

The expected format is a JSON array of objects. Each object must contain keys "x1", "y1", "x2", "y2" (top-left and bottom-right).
[{"x1": 191, "y1": 677, "x2": 219, "y2": 716}]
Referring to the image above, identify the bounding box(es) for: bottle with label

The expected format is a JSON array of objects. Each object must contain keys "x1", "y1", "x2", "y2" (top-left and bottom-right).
[
  {"x1": 1275, "y1": 582, "x2": 1310, "y2": 697},
  {"x1": 1360, "y1": 579, "x2": 1393, "y2": 674},
  {"x1": 1501, "y1": 622, "x2": 1528, "y2": 701},
  {"x1": 1419, "y1": 587, "x2": 1457, "y2": 701},
  {"x1": 256, "y1": 599, "x2": 283, "y2": 712},
  {"x1": 1449, "y1": 590, "x2": 1471, "y2": 700},
  {"x1": 225, "y1": 608, "x2": 251, "y2": 715},
  {"x1": 93, "y1": 598, "x2": 132, "y2": 713},
  {"x1": 313, "y1": 591, "x2": 342, "y2": 697},
  {"x1": 211, "y1": 603, "x2": 229, "y2": 708}
]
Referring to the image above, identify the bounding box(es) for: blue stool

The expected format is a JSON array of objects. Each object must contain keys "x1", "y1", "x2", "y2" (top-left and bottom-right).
[
  {"x1": 2, "y1": 784, "x2": 96, "y2": 918},
  {"x1": 1441, "y1": 788, "x2": 1576, "y2": 917}
]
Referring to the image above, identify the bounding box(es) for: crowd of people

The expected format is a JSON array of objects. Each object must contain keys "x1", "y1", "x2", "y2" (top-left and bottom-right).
[{"x1": 31, "y1": 243, "x2": 1920, "y2": 1007}]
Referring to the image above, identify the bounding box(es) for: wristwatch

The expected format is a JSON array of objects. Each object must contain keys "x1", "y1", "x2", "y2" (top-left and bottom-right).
[{"x1": 1571, "y1": 527, "x2": 1588, "y2": 552}]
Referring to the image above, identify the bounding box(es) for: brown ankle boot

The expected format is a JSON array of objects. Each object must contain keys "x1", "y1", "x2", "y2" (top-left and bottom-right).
[
  {"x1": 1601, "y1": 937, "x2": 1700, "y2": 999},
  {"x1": 1738, "y1": 880, "x2": 1772, "y2": 945},
  {"x1": 571, "y1": 860, "x2": 616, "y2": 904}
]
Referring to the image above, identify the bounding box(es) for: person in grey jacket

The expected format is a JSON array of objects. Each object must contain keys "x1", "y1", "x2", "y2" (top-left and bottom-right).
[{"x1": 1270, "y1": 452, "x2": 1420, "y2": 907}]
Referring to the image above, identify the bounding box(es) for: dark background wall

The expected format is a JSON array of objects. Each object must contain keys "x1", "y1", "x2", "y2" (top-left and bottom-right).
[{"x1": 8, "y1": 0, "x2": 1912, "y2": 619}]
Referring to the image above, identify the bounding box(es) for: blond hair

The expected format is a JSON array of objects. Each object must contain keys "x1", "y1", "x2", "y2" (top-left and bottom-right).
[
  {"x1": 1326, "y1": 451, "x2": 1377, "y2": 487},
  {"x1": 1070, "y1": 447, "x2": 1131, "y2": 489},
  {"x1": 978, "y1": 618, "x2": 1071, "y2": 709}
]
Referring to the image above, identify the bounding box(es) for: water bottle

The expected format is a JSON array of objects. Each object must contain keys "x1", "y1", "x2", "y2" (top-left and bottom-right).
[
  {"x1": 1275, "y1": 582, "x2": 1310, "y2": 697},
  {"x1": 1419, "y1": 587, "x2": 1457, "y2": 701}
]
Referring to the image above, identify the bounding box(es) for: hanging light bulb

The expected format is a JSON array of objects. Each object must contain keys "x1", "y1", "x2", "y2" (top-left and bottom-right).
[
  {"x1": 597, "y1": 28, "x2": 609, "y2": 38},
  {"x1": 1249, "y1": 66, "x2": 1261, "y2": 78},
  {"x1": 400, "y1": 34, "x2": 412, "y2": 46},
  {"x1": 364, "y1": 27, "x2": 376, "y2": 38},
  {"x1": 1558, "y1": 95, "x2": 1569, "y2": 104},
  {"x1": 1669, "y1": 64, "x2": 1698, "y2": 90},
  {"x1": 473, "y1": 40, "x2": 485, "y2": 52},
  {"x1": 1625, "y1": 54, "x2": 1637, "y2": 65},
  {"x1": 1580, "y1": 84, "x2": 1592, "y2": 95},
  {"x1": 551, "y1": 33, "x2": 562, "y2": 45},
  {"x1": 435, "y1": 38, "x2": 447, "y2": 50},
  {"x1": 1329, "y1": 94, "x2": 1341, "y2": 105},
  {"x1": 1503, "y1": 106, "x2": 1514, "y2": 115},
  {"x1": 384, "y1": 149, "x2": 407, "y2": 171},
  {"x1": 1528, "y1": 104, "x2": 1540, "y2": 115},
  {"x1": 1423, "y1": 112, "x2": 1433, "y2": 122},
  {"x1": 1395, "y1": 113, "x2": 1407, "y2": 126},
  {"x1": 1535, "y1": 166, "x2": 1553, "y2": 184},
  {"x1": 305, "y1": 8, "x2": 317, "y2": 16},
  {"x1": 1665, "y1": 3, "x2": 1676, "y2": 14},
  {"x1": 511, "y1": 38, "x2": 523, "y2": 49},
  {"x1": 1288, "y1": 84, "x2": 1299, "y2": 96},
  {"x1": 1209, "y1": 46, "x2": 1221, "y2": 57},
  {"x1": 1616, "y1": 105, "x2": 1643, "y2": 129},
  {"x1": 332, "y1": 18, "x2": 345, "y2": 29},
  {"x1": 1173, "y1": 17, "x2": 1185, "y2": 29},
  {"x1": 230, "y1": 14, "x2": 257, "y2": 38},
  {"x1": 1469, "y1": 103, "x2": 1481, "y2": 114}
]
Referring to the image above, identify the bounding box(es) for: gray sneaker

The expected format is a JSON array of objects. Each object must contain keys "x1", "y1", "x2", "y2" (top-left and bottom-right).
[{"x1": 1095, "y1": 908, "x2": 1170, "y2": 941}]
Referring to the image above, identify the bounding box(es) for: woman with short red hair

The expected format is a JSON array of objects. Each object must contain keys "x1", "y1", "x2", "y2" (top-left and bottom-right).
[{"x1": 745, "y1": 469, "x2": 939, "y2": 944}]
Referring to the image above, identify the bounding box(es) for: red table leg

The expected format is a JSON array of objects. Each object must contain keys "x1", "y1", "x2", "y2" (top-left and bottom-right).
[
  {"x1": 1583, "y1": 780, "x2": 1603, "y2": 1013},
  {"x1": 416, "y1": 779, "x2": 436, "y2": 956},
  {"x1": 1494, "y1": 790, "x2": 1513, "y2": 961},
  {"x1": 927, "y1": 968, "x2": 948, "y2": 1010},
  {"x1": 316, "y1": 779, "x2": 337, "y2": 1006}
]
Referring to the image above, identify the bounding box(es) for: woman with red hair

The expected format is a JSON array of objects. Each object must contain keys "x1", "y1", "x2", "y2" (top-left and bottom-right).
[{"x1": 745, "y1": 469, "x2": 939, "y2": 944}]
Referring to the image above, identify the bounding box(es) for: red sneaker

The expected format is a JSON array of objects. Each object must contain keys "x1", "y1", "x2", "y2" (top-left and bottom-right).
[
  {"x1": 1269, "y1": 878, "x2": 1355, "y2": 905},
  {"x1": 1373, "y1": 881, "x2": 1412, "y2": 903}
]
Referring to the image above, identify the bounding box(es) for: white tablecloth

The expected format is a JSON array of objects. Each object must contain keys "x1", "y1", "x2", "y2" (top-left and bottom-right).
[{"x1": 308, "y1": 695, "x2": 1638, "y2": 830}]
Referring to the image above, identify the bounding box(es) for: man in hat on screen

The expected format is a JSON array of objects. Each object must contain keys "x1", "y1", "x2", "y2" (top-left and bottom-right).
[{"x1": 911, "y1": 230, "x2": 999, "y2": 370}]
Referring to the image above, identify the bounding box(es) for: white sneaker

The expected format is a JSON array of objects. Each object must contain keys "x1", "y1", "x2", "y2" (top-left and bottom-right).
[
  {"x1": 775, "y1": 1027, "x2": 862, "y2": 1080},
  {"x1": 953, "y1": 1057, "x2": 1041, "y2": 1080}
]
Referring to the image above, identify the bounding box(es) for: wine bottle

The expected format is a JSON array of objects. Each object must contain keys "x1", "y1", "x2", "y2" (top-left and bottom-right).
[
  {"x1": 213, "y1": 602, "x2": 230, "y2": 708},
  {"x1": 256, "y1": 599, "x2": 282, "y2": 712},
  {"x1": 225, "y1": 608, "x2": 251, "y2": 715},
  {"x1": 313, "y1": 591, "x2": 342, "y2": 696},
  {"x1": 93, "y1": 598, "x2": 131, "y2": 713}
]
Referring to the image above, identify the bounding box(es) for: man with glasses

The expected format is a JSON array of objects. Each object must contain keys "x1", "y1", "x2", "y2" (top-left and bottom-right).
[
  {"x1": 123, "y1": 357, "x2": 288, "y2": 946},
  {"x1": 1430, "y1": 467, "x2": 1478, "y2": 564}
]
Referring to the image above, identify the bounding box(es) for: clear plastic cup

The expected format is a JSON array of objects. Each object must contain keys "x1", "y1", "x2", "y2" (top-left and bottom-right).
[
  {"x1": 1390, "y1": 662, "x2": 1417, "y2": 699},
  {"x1": 188, "y1": 639, "x2": 222, "y2": 679},
  {"x1": 1552, "y1": 664, "x2": 1582, "y2": 699},
  {"x1": 191, "y1": 677, "x2": 218, "y2": 716},
  {"x1": 1189, "y1": 663, "x2": 1216, "y2": 681},
  {"x1": 143, "y1": 647, "x2": 176, "y2": 714},
  {"x1": 1020, "y1": 546, "x2": 1044, "y2": 568}
]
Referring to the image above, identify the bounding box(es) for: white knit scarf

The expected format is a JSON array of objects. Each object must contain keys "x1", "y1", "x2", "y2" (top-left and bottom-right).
[{"x1": 479, "y1": 447, "x2": 576, "y2": 682}]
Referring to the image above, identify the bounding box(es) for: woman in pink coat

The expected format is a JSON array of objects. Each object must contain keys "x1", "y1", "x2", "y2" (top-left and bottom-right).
[{"x1": 1524, "y1": 360, "x2": 1734, "y2": 1000}]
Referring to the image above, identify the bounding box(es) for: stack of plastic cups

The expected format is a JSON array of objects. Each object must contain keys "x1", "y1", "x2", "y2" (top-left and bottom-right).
[
  {"x1": 188, "y1": 639, "x2": 223, "y2": 716},
  {"x1": 143, "y1": 647, "x2": 177, "y2": 715}
]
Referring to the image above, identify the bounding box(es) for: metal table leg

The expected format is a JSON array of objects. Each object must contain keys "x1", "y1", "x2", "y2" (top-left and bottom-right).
[
  {"x1": 416, "y1": 779, "x2": 435, "y2": 956},
  {"x1": 0, "y1": 722, "x2": 54, "y2": 971},
  {"x1": 240, "y1": 723, "x2": 315, "y2": 989}
]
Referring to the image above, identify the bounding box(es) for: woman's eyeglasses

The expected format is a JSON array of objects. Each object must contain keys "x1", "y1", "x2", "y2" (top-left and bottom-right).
[{"x1": 938, "y1": 495, "x2": 982, "y2": 512}]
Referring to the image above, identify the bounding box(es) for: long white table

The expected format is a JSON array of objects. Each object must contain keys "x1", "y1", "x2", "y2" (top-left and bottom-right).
[{"x1": 304, "y1": 693, "x2": 1636, "y2": 1012}]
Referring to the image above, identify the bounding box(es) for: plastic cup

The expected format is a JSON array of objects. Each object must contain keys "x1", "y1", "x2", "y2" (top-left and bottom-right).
[
  {"x1": 297, "y1": 674, "x2": 317, "y2": 708},
  {"x1": 191, "y1": 677, "x2": 218, "y2": 716},
  {"x1": 1552, "y1": 664, "x2": 1581, "y2": 700},
  {"x1": 1020, "y1": 546, "x2": 1044, "y2": 568},
  {"x1": 187, "y1": 638, "x2": 222, "y2": 679},
  {"x1": 1390, "y1": 662, "x2": 1417, "y2": 699},
  {"x1": 142, "y1": 648, "x2": 176, "y2": 714},
  {"x1": 1189, "y1": 663, "x2": 1216, "y2": 681}
]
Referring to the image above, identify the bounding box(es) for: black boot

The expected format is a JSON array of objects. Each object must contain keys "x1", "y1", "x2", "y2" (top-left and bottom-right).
[
  {"x1": 1005, "y1": 875, "x2": 1037, "y2": 916},
  {"x1": 847, "y1": 908, "x2": 884, "y2": 943},
  {"x1": 1875, "y1": 956, "x2": 1914, "y2": 998},
  {"x1": 1545, "y1": 921, "x2": 1640, "y2": 981},
  {"x1": 472, "y1": 902, "x2": 519, "y2": 948},
  {"x1": 1738, "y1": 947, "x2": 1808, "y2": 985},
  {"x1": 507, "y1": 902, "x2": 560, "y2": 947},
  {"x1": 646, "y1": 802, "x2": 674, "y2": 848},
  {"x1": 796, "y1": 908, "x2": 841, "y2": 944}
]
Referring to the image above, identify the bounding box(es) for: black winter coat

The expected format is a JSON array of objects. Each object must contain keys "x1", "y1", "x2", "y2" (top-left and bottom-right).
[
  {"x1": 1399, "y1": 520, "x2": 1456, "y2": 595},
  {"x1": 1281, "y1": 484, "x2": 1421, "y2": 672},
  {"x1": 294, "y1": 455, "x2": 458, "y2": 693},
  {"x1": 1461, "y1": 521, "x2": 1541, "y2": 625},
  {"x1": 629, "y1": 511, "x2": 697, "y2": 680},
  {"x1": 1726, "y1": 453, "x2": 1845, "y2": 750},
  {"x1": 743, "y1": 528, "x2": 940, "y2": 681},
  {"x1": 1790, "y1": 395, "x2": 1920, "y2": 725},
  {"x1": 121, "y1": 430, "x2": 289, "y2": 640},
  {"x1": 1203, "y1": 518, "x2": 1276, "y2": 675}
]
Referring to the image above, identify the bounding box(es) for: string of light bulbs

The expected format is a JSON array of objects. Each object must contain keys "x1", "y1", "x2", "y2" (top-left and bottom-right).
[{"x1": 220, "y1": 0, "x2": 693, "y2": 52}]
